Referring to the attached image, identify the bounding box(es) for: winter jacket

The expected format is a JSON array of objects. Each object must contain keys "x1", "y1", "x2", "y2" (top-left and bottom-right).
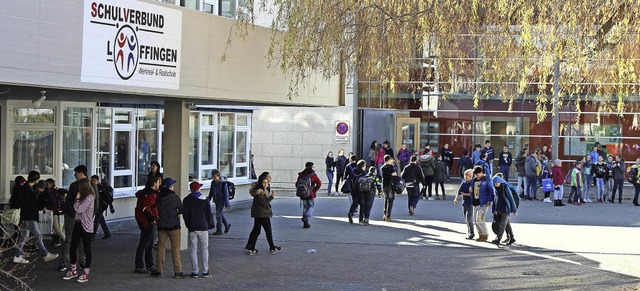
[
  {"x1": 492, "y1": 177, "x2": 518, "y2": 214},
  {"x1": 376, "y1": 147, "x2": 385, "y2": 164},
  {"x1": 419, "y1": 154, "x2": 436, "y2": 177},
  {"x1": 250, "y1": 187, "x2": 273, "y2": 218},
  {"x1": 134, "y1": 187, "x2": 159, "y2": 230},
  {"x1": 471, "y1": 150, "x2": 481, "y2": 164},
  {"x1": 368, "y1": 149, "x2": 377, "y2": 164},
  {"x1": 66, "y1": 178, "x2": 99, "y2": 217},
  {"x1": 481, "y1": 146, "x2": 495, "y2": 161},
  {"x1": 515, "y1": 155, "x2": 527, "y2": 177},
  {"x1": 297, "y1": 168, "x2": 322, "y2": 200},
  {"x1": 182, "y1": 191, "x2": 214, "y2": 232},
  {"x1": 457, "y1": 180, "x2": 473, "y2": 206},
  {"x1": 336, "y1": 155, "x2": 348, "y2": 175},
  {"x1": 397, "y1": 149, "x2": 412, "y2": 166},
  {"x1": 209, "y1": 178, "x2": 230, "y2": 208},
  {"x1": 156, "y1": 187, "x2": 184, "y2": 231},
  {"x1": 471, "y1": 175, "x2": 494, "y2": 206},
  {"x1": 325, "y1": 156, "x2": 335, "y2": 172},
  {"x1": 498, "y1": 151, "x2": 512, "y2": 167},
  {"x1": 434, "y1": 160, "x2": 447, "y2": 183},
  {"x1": 570, "y1": 168, "x2": 582, "y2": 187},
  {"x1": 401, "y1": 163, "x2": 425, "y2": 188},
  {"x1": 475, "y1": 160, "x2": 491, "y2": 176},
  {"x1": 19, "y1": 184, "x2": 40, "y2": 222},
  {"x1": 384, "y1": 146, "x2": 395, "y2": 158},
  {"x1": 96, "y1": 183, "x2": 114, "y2": 212},
  {"x1": 594, "y1": 162, "x2": 607, "y2": 179},
  {"x1": 552, "y1": 166, "x2": 564, "y2": 186},
  {"x1": 612, "y1": 161, "x2": 626, "y2": 180},
  {"x1": 441, "y1": 148, "x2": 453, "y2": 167},
  {"x1": 524, "y1": 155, "x2": 538, "y2": 178},
  {"x1": 457, "y1": 156, "x2": 473, "y2": 173},
  {"x1": 381, "y1": 164, "x2": 395, "y2": 187}
]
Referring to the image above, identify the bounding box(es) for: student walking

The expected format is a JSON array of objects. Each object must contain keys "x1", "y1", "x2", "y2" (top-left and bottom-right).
[
  {"x1": 457, "y1": 149, "x2": 473, "y2": 180},
  {"x1": 209, "y1": 170, "x2": 232, "y2": 235},
  {"x1": 402, "y1": 156, "x2": 425, "y2": 216},
  {"x1": 454, "y1": 169, "x2": 475, "y2": 240},
  {"x1": 491, "y1": 175, "x2": 518, "y2": 246},
  {"x1": 498, "y1": 145, "x2": 513, "y2": 182},
  {"x1": 297, "y1": 162, "x2": 322, "y2": 228},
  {"x1": 381, "y1": 155, "x2": 397, "y2": 221},
  {"x1": 245, "y1": 176, "x2": 282, "y2": 255},
  {"x1": 90, "y1": 175, "x2": 114, "y2": 240},
  {"x1": 62, "y1": 179, "x2": 95, "y2": 283},
  {"x1": 183, "y1": 181, "x2": 215, "y2": 278},
  {"x1": 471, "y1": 166, "x2": 494, "y2": 242}
]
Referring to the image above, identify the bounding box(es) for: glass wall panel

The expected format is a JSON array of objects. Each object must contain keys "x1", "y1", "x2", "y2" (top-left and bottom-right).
[
  {"x1": 189, "y1": 113, "x2": 199, "y2": 180},
  {"x1": 137, "y1": 110, "x2": 158, "y2": 186},
  {"x1": 13, "y1": 108, "x2": 55, "y2": 124},
  {"x1": 12, "y1": 130, "x2": 54, "y2": 175},
  {"x1": 114, "y1": 131, "x2": 131, "y2": 170},
  {"x1": 219, "y1": 113, "x2": 235, "y2": 177},
  {"x1": 202, "y1": 131, "x2": 215, "y2": 165},
  {"x1": 98, "y1": 108, "x2": 112, "y2": 182},
  {"x1": 235, "y1": 131, "x2": 247, "y2": 163},
  {"x1": 62, "y1": 107, "x2": 93, "y2": 186}
]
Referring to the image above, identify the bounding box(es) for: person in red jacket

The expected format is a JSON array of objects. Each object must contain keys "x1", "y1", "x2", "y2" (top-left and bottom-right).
[
  {"x1": 552, "y1": 159, "x2": 566, "y2": 206},
  {"x1": 298, "y1": 162, "x2": 322, "y2": 228},
  {"x1": 134, "y1": 176, "x2": 161, "y2": 274}
]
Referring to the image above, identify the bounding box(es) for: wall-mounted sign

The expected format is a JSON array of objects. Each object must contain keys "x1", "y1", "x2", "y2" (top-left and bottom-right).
[
  {"x1": 81, "y1": 0, "x2": 182, "y2": 89},
  {"x1": 336, "y1": 121, "x2": 349, "y2": 144}
]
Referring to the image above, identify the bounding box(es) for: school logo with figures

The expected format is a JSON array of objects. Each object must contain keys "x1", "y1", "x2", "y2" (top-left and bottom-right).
[
  {"x1": 81, "y1": 0, "x2": 182, "y2": 89},
  {"x1": 112, "y1": 25, "x2": 138, "y2": 80}
]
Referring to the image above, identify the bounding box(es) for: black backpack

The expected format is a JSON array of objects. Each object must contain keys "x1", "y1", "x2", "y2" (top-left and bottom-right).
[
  {"x1": 356, "y1": 176, "x2": 374, "y2": 193},
  {"x1": 390, "y1": 176, "x2": 406, "y2": 194},
  {"x1": 628, "y1": 167, "x2": 639, "y2": 184},
  {"x1": 295, "y1": 174, "x2": 315, "y2": 199},
  {"x1": 225, "y1": 181, "x2": 236, "y2": 200}
]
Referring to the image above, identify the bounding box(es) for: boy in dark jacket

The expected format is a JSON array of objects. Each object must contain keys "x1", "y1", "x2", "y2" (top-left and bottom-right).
[
  {"x1": 498, "y1": 145, "x2": 513, "y2": 182},
  {"x1": 457, "y1": 149, "x2": 473, "y2": 180},
  {"x1": 434, "y1": 155, "x2": 447, "y2": 200},
  {"x1": 471, "y1": 166, "x2": 494, "y2": 242},
  {"x1": 150, "y1": 178, "x2": 186, "y2": 278},
  {"x1": 297, "y1": 162, "x2": 322, "y2": 228},
  {"x1": 134, "y1": 176, "x2": 160, "y2": 274},
  {"x1": 441, "y1": 143, "x2": 454, "y2": 182},
  {"x1": 90, "y1": 175, "x2": 114, "y2": 240},
  {"x1": 402, "y1": 155, "x2": 424, "y2": 215},
  {"x1": 183, "y1": 182, "x2": 214, "y2": 278},
  {"x1": 454, "y1": 169, "x2": 474, "y2": 239},
  {"x1": 209, "y1": 170, "x2": 231, "y2": 235}
]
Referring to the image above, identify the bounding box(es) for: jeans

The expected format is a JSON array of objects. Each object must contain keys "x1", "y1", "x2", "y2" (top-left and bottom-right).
[
  {"x1": 517, "y1": 176, "x2": 525, "y2": 197},
  {"x1": 335, "y1": 171, "x2": 345, "y2": 193},
  {"x1": 407, "y1": 186, "x2": 421, "y2": 210},
  {"x1": 612, "y1": 179, "x2": 624, "y2": 202},
  {"x1": 526, "y1": 176, "x2": 537, "y2": 199},
  {"x1": 215, "y1": 203, "x2": 230, "y2": 233},
  {"x1": 52, "y1": 214, "x2": 65, "y2": 242},
  {"x1": 499, "y1": 166, "x2": 510, "y2": 182},
  {"x1": 156, "y1": 229, "x2": 181, "y2": 273},
  {"x1": 188, "y1": 231, "x2": 209, "y2": 274},
  {"x1": 383, "y1": 186, "x2": 395, "y2": 218},
  {"x1": 135, "y1": 225, "x2": 155, "y2": 269},
  {"x1": 606, "y1": 179, "x2": 614, "y2": 199},
  {"x1": 553, "y1": 185, "x2": 564, "y2": 200},
  {"x1": 582, "y1": 175, "x2": 591, "y2": 199},
  {"x1": 445, "y1": 165, "x2": 451, "y2": 180},
  {"x1": 488, "y1": 162, "x2": 494, "y2": 177},
  {"x1": 349, "y1": 193, "x2": 361, "y2": 218},
  {"x1": 495, "y1": 213, "x2": 513, "y2": 241},
  {"x1": 70, "y1": 222, "x2": 92, "y2": 268},
  {"x1": 60, "y1": 214, "x2": 84, "y2": 267},
  {"x1": 463, "y1": 205, "x2": 474, "y2": 237},
  {"x1": 245, "y1": 217, "x2": 275, "y2": 251},
  {"x1": 376, "y1": 163, "x2": 384, "y2": 178},
  {"x1": 571, "y1": 186, "x2": 582, "y2": 203},
  {"x1": 596, "y1": 178, "x2": 605, "y2": 200},
  {"x1": 93, "y1": 210, "x2": 110, "y2": 236},
  {"x1": 302, "y1": 199, "x2": 314, "y2": 221},
  {"x1": 360, "y1": 193, "x2": 375, "y2": 220},
  {"x1": 15, "y1": 220, "x2": 48, "y2": 258},
  {"x1": 474, "y1": 205, "x2": 489, "y2": 236},
  {"x1": 326, "y1": 171, "x2": 334, "y2": 194}
]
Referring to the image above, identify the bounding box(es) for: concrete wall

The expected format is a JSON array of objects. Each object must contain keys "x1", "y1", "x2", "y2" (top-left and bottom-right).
[
  {"x1": 252, "y1": 104, "x2": 354, "y2": 189},
  {"x1": 0, "y1": 0, "x2": 340, "y2": 106}
]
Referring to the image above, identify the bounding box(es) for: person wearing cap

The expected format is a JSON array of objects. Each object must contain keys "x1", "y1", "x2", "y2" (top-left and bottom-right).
[
  {"x1": 59, "y1": 165, "x2": 98, "y2": 272},
  {"x1": 183, "y1": 181, "x2": 215, "y2": 277},
  {"x1": 297, "y1": 162, "x2": 322, "y2": 228},
  {"x1": 134, "y1": 175, "x2": 161, "y2": 274},
  {"x1": 150, "y1": 178, "x2": 186, "y2": 278},
  {"x1": 208, "y1": 169, "x2": 231, "y2": 236}
]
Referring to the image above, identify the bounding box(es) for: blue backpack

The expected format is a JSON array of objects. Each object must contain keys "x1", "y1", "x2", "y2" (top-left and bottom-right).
[{"x1": 295, "y1": 174, "x2": 315, "y2": 199}]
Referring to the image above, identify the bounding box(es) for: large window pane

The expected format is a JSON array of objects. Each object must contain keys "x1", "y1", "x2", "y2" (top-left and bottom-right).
[
  {"x1": 115, "y1": 131, "x2": 131, "y2": 170},
  {"x1": 13, "y1": 108, "x2": 55, "y2": 124},
  {"x1": 189, "y1": 113, "x2": 199, "y2": 180},
  {"x1": 13, "y1": 131, "x2": 54, "y2": 175},
  {"x1": 236, "y1": 131, "x2": 247, "y2": 163},
  {"x1": 219, "y1": 113, "x2": 235, "y2": 177},
  {"x1": 62, "y1": 107, "x2": 93, "y2": 186},
  {"x1": 137, "y1": 110, "x2": 158, "y2": 186},
  {"x1": 202, "y1": 131, "x2": 215, "y2": 165},
  {"x1": 98, "y1": 108, "x2": 112, "y2": 182}
]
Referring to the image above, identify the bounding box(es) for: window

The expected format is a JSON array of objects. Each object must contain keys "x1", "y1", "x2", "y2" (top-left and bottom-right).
[
  {"x1": 13, "y1": 108, "x2": 55, "y2": 124},
  {"x1": 98, "y1": 108, "x2": 112, "y2": 183},
  {"x1": 62, "y1": 107, "x2": 93, "y2": 186},
  {"x1": 137, "y1": 110, "x2": 158, "y2": 186},
  {"x1": 219, "y1": 113, "x2": 235, "y2": 178},
  {"x1": 13, "y1": 130, "x2": 54, "y2": 175},
  {"x1": 189, "y1": 112, "x2": 199, "y2": 180}
]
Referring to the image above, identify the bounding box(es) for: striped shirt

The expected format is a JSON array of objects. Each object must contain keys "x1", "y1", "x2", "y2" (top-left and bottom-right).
[{"x1": 74, "y1": 195, "x2": 95, "y2": 233}]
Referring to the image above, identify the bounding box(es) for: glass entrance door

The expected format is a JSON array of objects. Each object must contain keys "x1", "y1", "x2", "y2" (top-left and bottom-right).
[
  {"x1": 112, "y1": 110, "x2": 135, "y2": 189},
  {"x1": 395, "y1": 117, "x2": 421, "y2": 154}
]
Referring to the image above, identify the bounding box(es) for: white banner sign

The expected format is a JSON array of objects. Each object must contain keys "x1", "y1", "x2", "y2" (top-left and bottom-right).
[{"x1": 81, "y1": 0, "x2": 182, "y2": 89}]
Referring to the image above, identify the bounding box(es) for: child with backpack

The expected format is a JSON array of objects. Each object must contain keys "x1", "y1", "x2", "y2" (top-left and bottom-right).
[
  {"x1": 46, "y1": 179, "x2": 68, "y2": 246},
  {"x1": 91, "y1": 175, "x2": 114, "y2": 240},
  {"x1": 357, "y1": 166, "x2": 376, "y2": 226},
  {"x1": 296, "y1": 162, "x2": 322, "y2": 229},
  {"x1": 540, "y1": 158, "x2": 553, "y2": 203},
  {"x1": 569, "y1": 162, "x2": 583, "y2": 206}
]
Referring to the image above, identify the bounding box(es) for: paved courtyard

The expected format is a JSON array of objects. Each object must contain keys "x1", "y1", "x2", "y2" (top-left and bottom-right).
[{"x1": 21, "y1": 186, "x2": 640, "y2": 290}]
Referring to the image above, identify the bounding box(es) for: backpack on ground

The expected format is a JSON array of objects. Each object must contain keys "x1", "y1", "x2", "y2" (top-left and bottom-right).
[
  {"x1": 627, "y1": 167, "x2": 638, "y2": 184},
  {"x1": 295, "y1": 174, "x2": 315, "y2": 199},
  {"x1": 356, "y1": 176, "x2": 374, "y2": 193},
  {"x1": 390, "y1": 176, "x2": 405, "y2": 194}
]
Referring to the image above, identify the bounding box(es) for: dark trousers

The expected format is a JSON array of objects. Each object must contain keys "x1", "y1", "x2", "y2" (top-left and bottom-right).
[
  {"x1": 424, "y1": 176, "x2": 434, "y2": 197},
  {"x1": 93, "y1": 210, "x2": 110, "y2": 236},
  {"x1": 434, "y1": 181, "x2": 445, "y2": 197},
  {"x1": 499, "y1": 165, "x2": 510, "y2": 182},
  {"x1": 496, "y1": 213, "x2": 513, "y2": 241},
  {"x1": 634, "y1": 183, "x2": 640, "y2": 205},
  {"x1": 360, "y1": 193, "x2": 375, "y2": 219},
  {"x1": 383, "y1": 186, "x2": 395, "y2": 218},
  {"x1": 611, "y1": 179, "x2": 624, "y2": 202},
  {"x1": 349, "y1": 193, "x2": 361, "y2": 217},
  {"x1": 135, "y1": 226, "x2": 155, "y2": 269},
  {"x1": 70, "y1": 222, "x2": 92, "y2": 268},
  {"x1": 335, "y1": 172, "x2": 345, "y2": 193},
  {"x1": 407, "y1": 186, "x2": 420, "y2": 209},
  {"x1": 245, "y1": 217, "x2": 275, "y2": 251},
  {"x1": 571, "y1": 186, "x2": 582, "y2": 203}
]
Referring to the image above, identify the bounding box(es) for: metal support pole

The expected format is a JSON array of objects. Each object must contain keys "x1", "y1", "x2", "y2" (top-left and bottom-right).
[{"x1": 552, "y1": 60, "x2": 560, "y2": 160}]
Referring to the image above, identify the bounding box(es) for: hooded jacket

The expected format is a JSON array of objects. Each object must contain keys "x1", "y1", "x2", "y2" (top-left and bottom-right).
[
  {"x1": 515, "y1": 155, "x2": 527, "y2": 177},
  {"x1": 491, "y1": 176, "x2": 518, "y2": 214},
  {"x1": 335, "y1": 155, "x2": 348, "y2": 175},
  {"x1": 552, "y1": 165, "x2": 565, "y2": 186},
  {"x1": 612, "y1": 160, "x2": 626, "y2": 180},
  {"x1": 401, "y1": 162, "x2": 425, "y2": 187},
  {"x1": 524, "y1": 155, "x2": 538, "y2": 178},
  {"x1": 209, "y1": 177, "x2": 231, "y2": 208},
  {"x1": 397, "y1": 149, "x2": 412, "y2": 166},
  {"x1": 297, "y1": 168, "x2": 322, "y2": 200},
  {"x1": 182, "y1": 191, "x2": 214, "y2": 232},
  {"x1": 156, "y1": 187, "x2": 184, "y2": 231},
  {"x1": 19, "y1": 183, "x2": 40, "y2": 222},
  {"x1": 250, "y1": 184, "x2": 273, "y2": 218},
  {"x1": 419, "y1": 154, "x2": 436, "y2": 177},
  {"x1": 434, "y1": 160, "x2": 447, "y2": 183},
  {"x1": 134, "y1": 187, "x2": 159, "y2": 230}
]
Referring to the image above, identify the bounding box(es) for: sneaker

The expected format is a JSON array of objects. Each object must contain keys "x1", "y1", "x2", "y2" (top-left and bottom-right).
[
  {"x1": 174, "y1": 272, "x2": 188, "y2": 279},
  {"x1": 248, "y1": 249, "x2": 259, "y2": 256},
  {"x1": 409, "y1": 206, "x2": 414, "y2": 216},
  {"x1": 189, "y1": 272, "x2": 199, "y2": 278},
  {"x1": 134, "y1": 268, "x2": 149, "y2": 274},
  {"x1": 347, "y1": 213, "x2": 353, "y2": 224},
  {"x1": 58, "y1": 265, "x2": 67, "y2": 272},
  {"x1": 77, "y1": 274, "x2": 89, "y2": 283},
  {"x1": 506, "y1": 237, "x2": 516, "y2": 245},
  {"x1": 149, "y1": 270, "x2": 162, "y2": 277},
  {"x1": 586, "y1": 198, "x2": 593, "y2": 203},
  {"x1": 13, "y1": 256, "x2": 29, "y2": 264},
  {"x1": 43, "y1": 253, "x2": 59, "y2": 262},
  {"x1": 573, "y1": 202, "x2": 582, "y2": 206},
  {"x1": 63, "y1": 270, "x2": 78, "y2": 280},
  {"x1": 427, "y1": 197, "x2": 435, "y2": 201},
  {"x1": 542, "y1": 197, "x2": 552, "y2": 203},
  {"x1": 102, "y1": 233, "x2": 112, "y2": 239},
  {"x1": 224, "y1": 224, "x2": 231, "y2": 233},
  {"x1": 270, "y1": 246, "x2": 282, "y2": 254},
  {"x1": 213, "y1": 231, "x2": 222, "y2": 236},
  {"x1": 201, "y1": 272, "x2": 212, "y2": 278}
]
